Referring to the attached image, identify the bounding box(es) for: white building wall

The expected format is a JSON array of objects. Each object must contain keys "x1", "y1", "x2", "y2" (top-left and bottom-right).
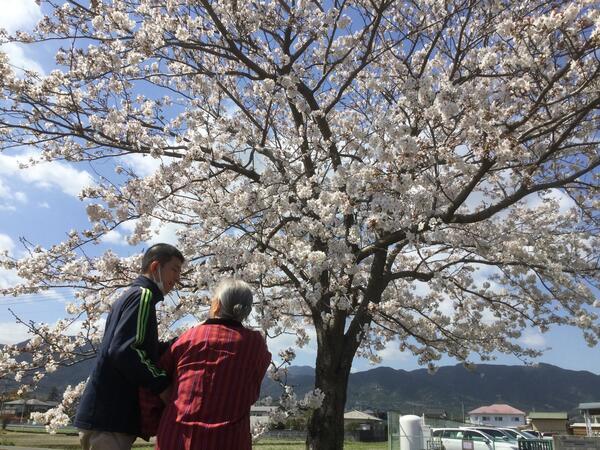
[{"x1": 468, "y1": 414, "x2": 526, "y2": 426}]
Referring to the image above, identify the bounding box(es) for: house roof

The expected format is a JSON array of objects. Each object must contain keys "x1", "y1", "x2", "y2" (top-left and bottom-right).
[
  {"x1": 578, "y1": 403, "x2": 600, "y2": 411},
  {"x1": 420, "y1": 408, "x2": 448, "y2": 418},
  {"x1": 528, "y1": 412, "x2": 568, "y2": 420},
  {"x1": 468, "y1": 404, "x2": 526, "y2": 415},
  {"x1": 250, "y1": 406, "x2": 277, "y2": 412},
  {"x1": 4, "y1": 399, "x2": 57, "y2": 406},
  {"x1": 344, "y1": 410, "x2": 383, "y2": 421}
]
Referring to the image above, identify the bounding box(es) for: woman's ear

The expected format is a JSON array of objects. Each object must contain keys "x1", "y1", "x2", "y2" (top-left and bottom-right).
[{"x1": 209, "y1": 297, "x2": 221, "y2": 318}]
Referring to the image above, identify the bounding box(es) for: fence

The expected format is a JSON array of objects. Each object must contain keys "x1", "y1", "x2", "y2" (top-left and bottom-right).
[
  {"x1": 518, "y1": 440, "x2": 553, "y2": 450},
  {"x1": 387, "y1": 413, "x2": 460, "y2": 450},
  {"x1": 388, "y1": 412, "x2": 401, "y2": 450},
  {"x1": 455, "y1": 437, "x2": 548, "y2": 450}
]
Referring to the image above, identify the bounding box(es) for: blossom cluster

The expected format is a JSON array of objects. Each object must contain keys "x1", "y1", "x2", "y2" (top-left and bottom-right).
[{"x1": 0, "y1": 0, "x2": 598, "y2": 437}]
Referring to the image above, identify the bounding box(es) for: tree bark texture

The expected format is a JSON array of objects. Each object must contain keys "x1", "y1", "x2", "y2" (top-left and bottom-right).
[{"x1": 306, "y1": 330, "x2": 354, "y2": 450}]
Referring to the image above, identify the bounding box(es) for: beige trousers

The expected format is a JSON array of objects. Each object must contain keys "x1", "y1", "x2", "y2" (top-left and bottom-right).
[{"x1": 79, "y1": 429, "x2": 136, "y2": 450}]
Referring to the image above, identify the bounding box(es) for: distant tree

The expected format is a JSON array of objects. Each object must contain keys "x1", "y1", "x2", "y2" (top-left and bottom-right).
[
  {"x1": 285, "y1": 409, "x2": 312, "y2": 431},
  {"x1": 0, "y1": 0, "x2": 598, "y2": 448},
  {"x1": 46, "y1": 387, "x2": 60, "y2": 403}
]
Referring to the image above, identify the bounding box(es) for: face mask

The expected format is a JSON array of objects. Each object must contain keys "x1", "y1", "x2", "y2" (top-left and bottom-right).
[{"x1": 153, "y1": 266, "x2": 166, "y2": 294}]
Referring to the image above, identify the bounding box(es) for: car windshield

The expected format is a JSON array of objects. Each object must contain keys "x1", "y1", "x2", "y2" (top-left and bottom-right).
[
  {"x1": 501, "y1": 429, "x2": 519, "y2": 438},
  {"x1": 464, "y1": 430, "x2": 491, "y2": 442},
  {"x1": 478, "y1": 429, "x2": 510, "y2": 440},
  {"x1": 520, "y1": 431, "x2": 538, "y2": 439}
]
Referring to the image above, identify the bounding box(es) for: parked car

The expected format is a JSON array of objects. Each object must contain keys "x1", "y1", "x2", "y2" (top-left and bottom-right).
[
  {"x1": 432, "y1": 428, "x2": 519, "y2": 450},
  {"x1": 521, "y1": 430, "x2": 543, "y2": 438},
  {"x1": 461, "y1": 427, "x2": 517, "y2": 443},
  {"x1": 498, "y1": 428, "x2": 538, "y2": 440}
]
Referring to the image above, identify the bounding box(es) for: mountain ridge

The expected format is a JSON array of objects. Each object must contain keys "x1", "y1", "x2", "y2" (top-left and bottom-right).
[
  {"x1": 260, "y1": 362, "x2": 600, "y2": 415},
  {"x1": 2, "y1": 341, "x2": 599, "y2": 416}
]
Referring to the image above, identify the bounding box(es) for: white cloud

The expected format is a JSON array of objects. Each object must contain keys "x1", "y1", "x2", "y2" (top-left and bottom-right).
[
  {"x1": 2, "y1": 42, "x2": 44, "y2": 74},
  {"x1": 0, "y1": 179, "x2": 9, "y2": 198},
  {"x1": 120, "y1": 153, "x2": 163, "y2": 178},
  {"x1": 14, "y1": 191, "x2": 27, "y2": 203},
  {"x1": 0, "y1": 178, "x2": 28, "y2": 209},
  {"x1": 38, "y1": 289, "x2": 68, "y2": 303},
  {"x1": 0, "y1": 233, "x2": 15, "y2": 253},
  {"x1": 113, "y1": 218, "x2": 182, "y2": 246},
  {"x1": 520, "y1": 330, "x2": 547, "y2": 348},
  {"x1": 39, "y1": 201, "x2": 50, "y2": 208},
  {"x1": 0, "y1": 180, "x2": 17, "y2": 209},
  {"x1": 0, "y1": 321, "x2": 30, "y2": 345},
  {"x1": 148, "y1": 221, "x2": 184, "y2": 246},
  {"x1": 525, "y1": 188, "x2": 576, "y2": 214},
  {"x1": 101, "y1": 229, "x2": 129, "y2": 246},
  {"x1": 0, "y1": 152, "x2": 95, "y2": 197},
  {"x1": 120, "y1": 220, "x2": 138, "y2": 233},
  {"x1": 0, "y1": 0, "x2": 44, "y2": 75},
  {"x1": 0, "y1": 0, "x2": 42, "y2": 34},
  {"x1": 0, "y1": 258, "x2": 20, "y2": 290},
  {"x1": 377, "y1": 340, "x2": 411, "y2": 364}
]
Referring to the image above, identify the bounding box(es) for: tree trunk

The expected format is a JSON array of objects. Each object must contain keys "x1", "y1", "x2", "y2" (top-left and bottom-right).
[{"x1": 305, "y1": 331, "x2": 353, "y2": 450}]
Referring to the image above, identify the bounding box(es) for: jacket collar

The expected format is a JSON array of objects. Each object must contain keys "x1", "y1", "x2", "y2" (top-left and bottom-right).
[
  {"x1": 204, "y1": 318, "x2": 244, "y2": 328},
  {"x1": 132, "y1": 275, "x2": 164, "y2": 304}
]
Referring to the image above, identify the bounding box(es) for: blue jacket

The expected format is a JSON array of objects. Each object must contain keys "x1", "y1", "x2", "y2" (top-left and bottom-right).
[{"x1": 74, "y1": 275, "x2": 170, "y2": 435}]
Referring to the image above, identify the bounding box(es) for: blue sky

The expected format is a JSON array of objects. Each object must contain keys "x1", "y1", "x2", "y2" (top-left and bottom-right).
[{"x1": 0, "y1": 0, "x2": 598, "y2": 376}]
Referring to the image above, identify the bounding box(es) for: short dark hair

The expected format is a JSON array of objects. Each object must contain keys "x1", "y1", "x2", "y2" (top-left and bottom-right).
[{"x1": 141, "y1": 243, "x2": 184, "y2": 273}]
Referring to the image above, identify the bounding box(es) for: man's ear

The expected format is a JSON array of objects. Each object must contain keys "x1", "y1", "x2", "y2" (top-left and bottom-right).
[{"x1": 149, "y1": 260, "x2": 160, "y2": 274}]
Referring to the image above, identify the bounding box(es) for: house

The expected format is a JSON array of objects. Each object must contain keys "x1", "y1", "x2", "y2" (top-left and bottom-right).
[
  {"x1": 468, "y1": 404, "x2": 526, "y2": 426},
  {"x1": 1, "y1": 399, "x2": 58, "y2": 422},
  {"x1": 575, "y1": 402, "x2": 600, "y2": 436},
  {"x1": 249, "y1": 405, "x2": 278, "y2": 428},
  {"x1": 344, "y1": 410, "x2": 386, "y2": 442},
  {"x1": 527, "y1": 412, "x2": 569, "y2": 434},
  {"x1": 344, "y1": 409, "x2": 384, "y2": 428},
  {"x1": 570, "y1": 423, "x2": 600, "y2": 436}
]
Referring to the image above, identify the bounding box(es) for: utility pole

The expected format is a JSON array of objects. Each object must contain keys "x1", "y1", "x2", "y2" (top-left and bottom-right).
[{"x1": 0, "y1": 380, "x2": 4, "y2": 415}]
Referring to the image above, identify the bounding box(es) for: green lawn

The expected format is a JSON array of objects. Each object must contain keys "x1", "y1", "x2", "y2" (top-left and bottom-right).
[
  {"x1": 0, "y1": 429, "x2": 153, "y2": 449},
  {"x1": 0, "y1": 430, "x2": 388, "y2": 449}
]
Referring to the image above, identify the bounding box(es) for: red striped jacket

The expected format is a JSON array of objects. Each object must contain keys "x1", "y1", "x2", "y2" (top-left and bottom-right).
[{"x1": 139, "y1": 318, "x2": 271, "y2": 449}]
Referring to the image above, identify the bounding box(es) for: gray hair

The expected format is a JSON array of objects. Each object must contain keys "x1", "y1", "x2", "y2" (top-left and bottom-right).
[{"x1": 213, "y1": 278, "x2": 253, "y2": 322}]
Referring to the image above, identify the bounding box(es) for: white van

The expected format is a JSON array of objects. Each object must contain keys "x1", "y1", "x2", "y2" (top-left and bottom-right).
[
  {"x1": 498, "y1": 428, "x2": 538, "y2": 440},
  {"x1": 431, "y1": 428, "x2": 519, "y2": 450},
  {"x1": 461, "y1": 427, "x2": 517, "y2": 443}
]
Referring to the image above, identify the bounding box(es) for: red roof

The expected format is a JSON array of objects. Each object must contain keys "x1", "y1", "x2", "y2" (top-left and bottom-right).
[{"x1": 468, "y1": 404, "x2": 526, "y2": 415}]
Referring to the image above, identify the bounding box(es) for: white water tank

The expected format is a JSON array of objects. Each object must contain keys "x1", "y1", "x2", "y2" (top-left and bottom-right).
[{"x1": 399, "y1": 415, "x2": 424, "y2": 450}]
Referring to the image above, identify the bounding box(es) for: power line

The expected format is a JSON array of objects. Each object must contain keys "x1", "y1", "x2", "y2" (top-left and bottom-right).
[{"x1": 0, "y1": 296, "x2": 72, "y2": 307}]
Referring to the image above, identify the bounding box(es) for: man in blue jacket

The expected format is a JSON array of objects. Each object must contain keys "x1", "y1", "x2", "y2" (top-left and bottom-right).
[{"x1": 75, "y1": 243, "x2": 184, "y2": 450}]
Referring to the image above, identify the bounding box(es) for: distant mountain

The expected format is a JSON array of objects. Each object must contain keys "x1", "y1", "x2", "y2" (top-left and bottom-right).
[
  {"x1": 260, "y1": 363, "x2": 600, "y2": 416},
  {"x1": 4, "y1": 340, "x2": 600, "y2": 415},
  {"x1": 0, "y1": 341, "x2": 97, "y2": 397}
]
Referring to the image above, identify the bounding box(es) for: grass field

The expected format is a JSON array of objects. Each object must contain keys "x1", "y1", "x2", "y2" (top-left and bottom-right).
[{"x1": 0, "y1": 430, "x2": 387, "y2": 449}]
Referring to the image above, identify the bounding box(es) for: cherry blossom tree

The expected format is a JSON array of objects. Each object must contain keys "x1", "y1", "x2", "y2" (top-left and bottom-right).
[{"x1": 1, "y1": 0, "x2": 599, "y2": 448}]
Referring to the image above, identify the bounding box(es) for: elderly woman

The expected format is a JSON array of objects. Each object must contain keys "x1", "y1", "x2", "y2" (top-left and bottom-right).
[{"x1": 143, "y1": 279, "x2": 271, "y2": 450}]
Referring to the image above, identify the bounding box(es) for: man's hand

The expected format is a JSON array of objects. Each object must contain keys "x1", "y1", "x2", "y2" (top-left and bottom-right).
[{"x1": 159, "y1": 386, "x2": 173, "y2": 404}]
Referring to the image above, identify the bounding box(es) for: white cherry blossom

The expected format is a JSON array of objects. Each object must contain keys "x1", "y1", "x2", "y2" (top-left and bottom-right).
[{"x1": 0, "y1": 1, "x2": 598, "y2": 448}]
